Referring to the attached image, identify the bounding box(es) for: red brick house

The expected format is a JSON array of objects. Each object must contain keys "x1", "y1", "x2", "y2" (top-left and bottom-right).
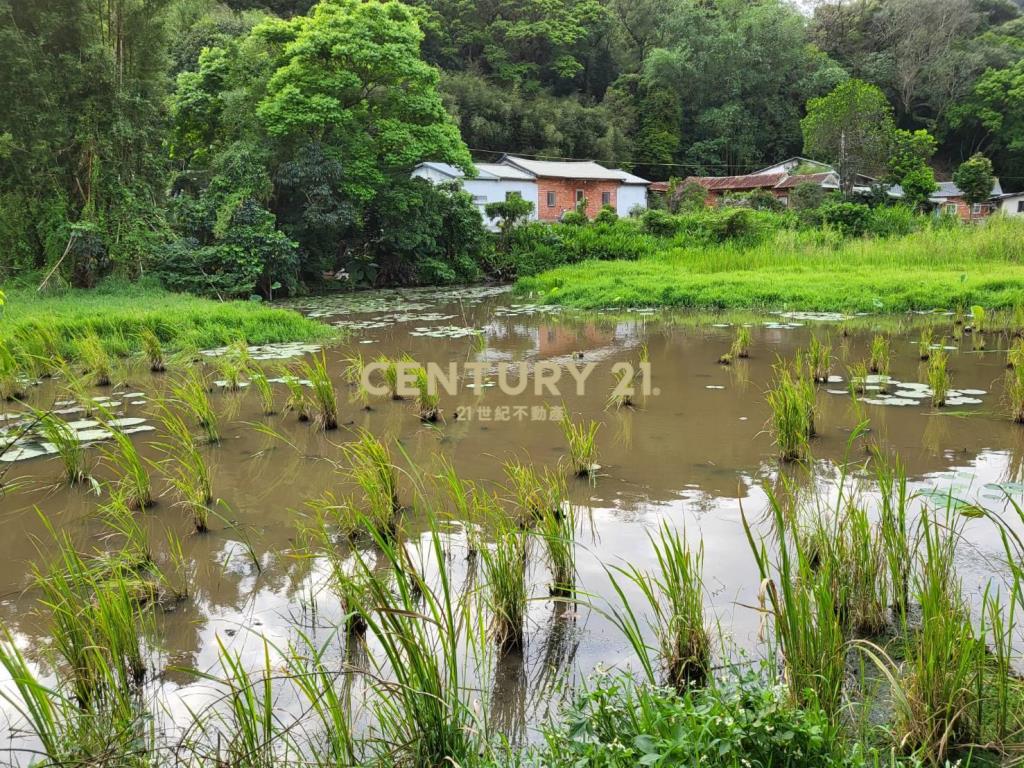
[
  {"x1": 680, "y1": 166, "x2": 840, "y2": 208},
  {"x1": 929, "y1": 180, "x2": 1004, "y2": 221},
  {"x1": 499, "y1": 156, "x2": 648, "y2": 220}
]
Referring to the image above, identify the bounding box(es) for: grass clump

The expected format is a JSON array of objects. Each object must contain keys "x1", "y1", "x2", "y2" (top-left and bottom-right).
[
  {"x1": 172, "y1": 367, "x2": 218, "y2": 444},
  {"x1": 343, "y1": 429, "x2": 400, "y2": 535},
  {"x1": 560, "y1": 411, "x2": 600, "y2": 477},
  {"x1": 480, "y1": 522, "x2": 529, "y2": 652},
  {"x1": 765, "y1": 362, "x2": 815, "y2": 462},
  {"x1": 297, "y1": 351, "x2": 339, "y2": 430},
  {"x1": 918, "y1": 326, "x2": 933, "y2": 360},
  {"x1": 412, "y1": 365, "x2": 440, "y2": 422},
  {"x1": 1007, "y1": 362, "x2": 1024, "y2": 423},
  {"x1": 139, "y1": 327, "x2": 166, "y2": 372},
  {"x1": 504, "y1": 460, "x2": 567, "y2": 524},
  {"x1": 213, "y1": 339, "x2": 250, "y2": 391},
  {"x1": 101, "y1": 422, "x2": 152, "y2": 509},
  {"x1": 0, "y1": 341, "x2": 26, "y2": 401},
  {"x1": 76, "y1": 332, "x2": 113, "y2": 387},
  {"x1": 36, "y1": 412, "x2": 88, "y2": 484},
  {"x1": 731, "y1": 326, "x2": 752, "y2": 359},
  {"x1": 804, "y1": 335, "x2": 831, "y2": 383},
  {"x1": 536, "y1": 504, "x2": 575, "y2": 597},
  {"x1": 250, "y1": 369, "x2": 276, "y2": 415},
  {"x1": 156, "y1": 406, "x2": 213, "y2": 533},
  {"x1": 868, "y1": 335, "x2": 890, "y2": 375},
  {"x1": 926, "y1": 346, "x2": 949, "y2": 407}
]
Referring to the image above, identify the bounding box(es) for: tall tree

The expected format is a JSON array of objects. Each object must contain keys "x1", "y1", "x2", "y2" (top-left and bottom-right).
[
  {"x1": 802, "y1": 79, "x2": 897, "y2": 192},
  {"x1": 952, "y1": 152, "x2": 996, "y2": 204}
]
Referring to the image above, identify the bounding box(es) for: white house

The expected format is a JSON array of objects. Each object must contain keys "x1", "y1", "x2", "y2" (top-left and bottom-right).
[
  {"x1": 997, "y1": 191, "x2": 1024, "y2": 216},
  {"x1": 611, "y1": 169, "x2": 651, "y2": 216},
  {"x1": 410, "y1": 161, "x2": 538, "y2": 231}
]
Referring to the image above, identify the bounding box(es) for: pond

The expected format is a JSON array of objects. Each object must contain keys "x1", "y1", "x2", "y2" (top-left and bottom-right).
[{"x1": 0, "y1": 285, "x2": 1021, "y2": 761}]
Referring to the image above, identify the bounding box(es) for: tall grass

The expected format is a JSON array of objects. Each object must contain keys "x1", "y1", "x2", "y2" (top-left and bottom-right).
[
  {"x1": 297, "y1": 351, "x2": 338, "y2": 430},
  {"x1": 804, "y1": 335, "x2": 831, "y2": 383},
  {"x1": 536, "y1": 504, "x2": 575, "y2": 597},
  {"x1": 927, "y1": 346, "x2": 949, "y2": 407},
  {"x1": 869, "y1": 335, "x2": 890, "y2": 375},
  {"x1": 343, "y1": 429, "x2": 400, "y2": 535},
  {"x1": 608, "y1": 523, "x2": 711, "y2": 691},
  {"x1": 251, "y1": 369, "x2": 276, "y2": 416},
  {"x1": 343, "y1": 351, "x2": 372, "y2": 409},
  {"x1": 36, "y1": 411, "x2": 87, "y2": 484},
  {"x1": 1006, "y1": 363, "x2": 1024, "y2": 423},
  {"x1": 918, "y1": 325, "x2": 933, "y2": 360},
  {"x1": 765, "y1": 362, "x2": 815, "y2": 462},
  {"x1": 744, "y1": 492, "x2": 845, "y2": 717},
  {"x1": 139, "y1": 327, "x2": 166, "y2": 372},
  {"x1": 731, "y1": 326, "x2": 752, "y2": 359},
  {"x1": 480, "y1": 521, "x2": 528, "y2": 651},
  {"x1": 172, "y1": 366, "x2": 219, "y2": 443},
  {"x1": 413, "y1": 365, "x2": 440, "y2": 422},
  {"x1": 101, "y1": 420, "x2": 152, "y2": 509},
  {"x1": 156, "y1": 405, "x2": 213, "y2": 532},
  {"x1": 76, "y1": 332, "x2": 113, "y2": 387},
  {"x1": 560, "y1": 411, "x2": 600, "y2": 477},
  {"x1": 214, "y1": 339, "x2": 250, "y2": 391},
  {"x1": 279, "y1": 367, "x2": 311, "y2": 422},
  {"x1": 503, "y1": 460, "x2": 567, "y2": 523},
  {"x1": 0, "y1": 341, "x2": 25, "y2": 401}
]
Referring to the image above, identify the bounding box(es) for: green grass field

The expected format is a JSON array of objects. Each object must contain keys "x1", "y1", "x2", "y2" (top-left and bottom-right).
[
  {"x1": 516, "y1": 216, "x2": 1024, "y2": 312},
  {"x1": 0, "y1": 283, "x2": 334, "y2": 359}
]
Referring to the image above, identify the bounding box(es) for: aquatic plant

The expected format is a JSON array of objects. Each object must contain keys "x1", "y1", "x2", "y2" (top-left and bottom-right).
[
  {"x1": 343, "y1": 429, "x2": 400, "y2": 534},
  {"x1": 868, "y1": 334, "x2": 889, "y2": 375},
  {"x1": 839, "y1": 502, "x2": 889, "y2": 635},
  {"x1": 766, "y1": 362, "x2": 815, "y2": 462},
  {"x1": 607, "y1": 364, "x2": 636, "y2": 408},
  {"x1": 343, "y1": 351, "x2": 372, "y2": 409},
  {"x1": 847, "y1": 361, "x2": 869, "y2": 395},
  {"x1": 717, "y1": 352, "x2": 733, "y2": 366},
  {"x1": 250, "y1": 369, "x2": 276, "y2": 416},
  {"x1": 0, "y1": 341, "x2": 25, "y2": 401},
  {"x1": 560, "y1": 411, "x2": 600, "y2": 477},
  {"x1": 139, "y1": 328, "x2": 165, "y2": 372},
  {"x1": 172, "y1": 367, "x2": 218, "y2": 443},
  {"x1": 971, "y1": 304, "x2": 986, "y2": 333},
  {"x1": 480, "y1": 521, "x2": 528, "y2": 652},
  {"x1": 745, "y1": 494, "x2": 845, "y2": 717},
  {"x1": 36, "y1": 412, "x2": 87, "y2": 484},
  {"x1": 297, "y1": 351, "x2": 338, "y2": 430},
  {"x1": 611, "y1": 523, "x2": 710, "y2": 691},
  {"x1": 214, "y1": 339, "x2": 250, "y2": 391},
  {"x1": 730, "y1": 326, "x2": 752, "y2": 359},
  {"x1": 918, "y1": 325, "x2": 933, "y2": 361},
  {"x1": 279, "y1": 367, "x2": 311, "y2": 422},
  {"x1": 156, "y1": 405, "x2": 213, "y2": 533},
  {"x1": 926, "y1": 346, "x2": 949, "y2": 407},
  {"x1": 1007, "y1": 363, "x2": 1024, "y2": 423},
  {"x1": 101, "y1": 422, "x2": 152, "y2": 509},
  {"x1": 413, "y1": 365, "x2": 440, "y2": 422},
  {"x1": 536, "y1": 504, "x2": 575, "y2": 597},
  {"x1": 1008, "y1": 337, "x2": 1024, "y2": 370},
  {"x1": 376, "y1": 353, "x2": 407, "y2": 400},
  {"x1": 504, "y1": 460, "x2": 567, "y2": 524},
  {"x1": 76, "y1": 332, "x2": 112, "y2": 387},
  {"x1": 804, "y1": 335, "x2": 831, "y2": 383}
]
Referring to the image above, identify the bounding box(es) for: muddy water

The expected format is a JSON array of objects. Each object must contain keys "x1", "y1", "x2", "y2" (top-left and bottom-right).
[{"x1": 1, "y1": 286, "x2": 1023, "y2": 752}]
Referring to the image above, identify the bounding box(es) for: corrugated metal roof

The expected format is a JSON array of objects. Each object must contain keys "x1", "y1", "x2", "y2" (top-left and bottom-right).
[
  {"x1": 476, "y1": 162, "x2": 535, "y2": 181},
  {"x1": 932, "y1": 179, "x2": 1004, "y2": 198},
  {"x1": 502, "y1": 155, "x2": 625, "y2": 180},
  {"x1": 684, "y1": 172, "x2": 788, "y2": 191},
  {"x1": 773, "y1": 172, "x2": 838, "y2": 190}
]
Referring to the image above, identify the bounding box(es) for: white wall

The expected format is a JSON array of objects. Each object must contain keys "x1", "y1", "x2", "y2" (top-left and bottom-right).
[
  {"x1": 616, "y1": 184, "x2": 648, "y2": 217},
  {"x1": 411, "y1": 166, "x2": 453, "y2": 184},
  {"x1": 460, "y1": 178, "x2": 539, "y2": 231},
  {"x1": 999, "y1": 195, "x2": 1024, "y2": 216}
]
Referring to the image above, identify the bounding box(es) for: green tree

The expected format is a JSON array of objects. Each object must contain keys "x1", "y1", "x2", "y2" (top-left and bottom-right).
[
  {"x1": 802, "y1": 79, "x2": 897, "y2": 194},
  {"x1": 485, "y1": 196, "x2": 534, "y2": 246},
  {"x1": 952, "y1": 153, "x2": 996, "y2": 206},
  {"x1": 887, "y1": 129, "x2": 938, "y2": 209}
]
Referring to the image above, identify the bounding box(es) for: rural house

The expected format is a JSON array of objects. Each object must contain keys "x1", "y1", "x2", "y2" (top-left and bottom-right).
[
  {"x1": 412, "y1": 156, "x2": 651, "y2": 227},
  {"x1": 929, "y1": 180, "x2": 1004, "y2": 221}
]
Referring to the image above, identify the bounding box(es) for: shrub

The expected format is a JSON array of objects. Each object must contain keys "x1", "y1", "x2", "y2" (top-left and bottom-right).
[
  {"x1": 594, "y1": 205, "x2": 618, "y2": 224},
  {"x1": 790, "y1": 180, "x2": 827, "y2": 211},
  {"x1": 641, "y1": 208, "x2": 679, "y2": 237},
  {"x1": 815, "y1": 201, "x2": 872, "y2": 237},
  {"x1": 560, "y1": 210, "x2": 588, "y2": 226},
  {"x1": 867, "y1": 205, "x2": 916, "y2": 238}
]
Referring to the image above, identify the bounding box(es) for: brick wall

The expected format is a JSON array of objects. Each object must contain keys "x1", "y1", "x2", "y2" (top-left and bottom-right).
[
  {"x1": 939, "y1": 196, "x2": 995, "y2": 222},
  {"x1": 536, "y1": 178, "x2": 619, "y2": 220}
]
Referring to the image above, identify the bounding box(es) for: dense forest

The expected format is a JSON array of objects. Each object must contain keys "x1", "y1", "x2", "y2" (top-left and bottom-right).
[{"x1": 1, "y1": 0, "x2": 1023, "y2": 295}]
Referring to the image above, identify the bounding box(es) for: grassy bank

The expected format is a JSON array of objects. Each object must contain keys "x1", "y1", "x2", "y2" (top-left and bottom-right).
[
  {"x1": 516, "y1": 216, "x2": 1024, "y2": 312},
  {"x1": 0, "y1": 282, "x2": 334, "y2": 361}
]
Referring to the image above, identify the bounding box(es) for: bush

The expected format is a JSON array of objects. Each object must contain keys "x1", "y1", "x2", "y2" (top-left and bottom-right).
[
  {"x1": 815, "y1": 201, "x2": 872, "y2": 237},
  {"x1": 497, "y1": 219, "x2": 653, "y2": 278},
  {"x1": 560, "y1": 210, "x2": 588, "y2": 226},
  {"x1": 641, "y1": 209, "x2": 679, "y2": 237},
  {"x1": 868, "y1": 205, "x2": 917, "y2": 238},
  {"x1": 790, "y1": 181, "x2": 827, "y2": 211},
  {"x1": 594, "y1": 205, "x2": 618, "y2": 224}
]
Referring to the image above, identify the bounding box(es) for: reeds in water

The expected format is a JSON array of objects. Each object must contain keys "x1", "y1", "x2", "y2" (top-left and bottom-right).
[
  {"x1": 76, "y1": 332, "x2": 113, "y2": 387},
  {"x1": 536, "y1": 504, "x2": 575, "y2": 597},
  {"x1": 804, "y1": 335, "x2": 831, "y2": 383},
  {"x1": 214, "y1": 339, "x2": 250, "y2": 391},
  {"x1": 101, "y1": 421, "x2": 152, "y2": 509},
  {"x1": 37, "y1": 412, "x2": 87, "y2": 484},
  {"x1": 480, "y1": 521, "x2": 528, "y2": 652},
  {"x1": 560, "y1": 411, "x2": 600, "y2": 477},
  {"x1": 868, "y1": 334, "x2": 889, "y2": 375},
  {"x1": 504, "y1": 460, "x2": 567, "y2": 524},
  {"x1": 251, "y1": 369, "x2": 276, "y2": 415},
  {"x1": 156, "y1": 406, "x2": 213, "y2": 532},
  {"x1": 343, "y1": 352, "x2": 372, "y2": 409},
  {"x1": 172, "y1": 367, "x2": 218, "y2": 443},
  {"x1": 279, "y1": 367, "x2": 311, "y2": 422},
  {"x1": 412, "y1": 366, "x2": 440, "y2": 422},
  {"x1": 731, "y1": 326, "x2": 752, "y2": 359},
  {"x1": 343, "y1": 429, "x2": 400, "y2": 535},
  {"x1": 1007, "y1": 362, "x2": 1024, "y2": 423},
  {"x1": 0, "y1": 341, "x2": 25, "y2": 401},
  {"x1": 1008, "y1": 337, "x2": 1024, "y2": 370},
  {"x1": 926, "y1": 346, "x2": 949, "y2": 407},
  {"x1": 918, "y1": 325, "x2": 933, "y2": 360},
  {"x1": 139, "y1": 327, "x2": 166, "y2": 372},
  {"x1": 297, "y1": 351, "x2": 338, "y2": 430},
  {"x1": 766, "y1": 362, "x2": 815, "y2": 462}
]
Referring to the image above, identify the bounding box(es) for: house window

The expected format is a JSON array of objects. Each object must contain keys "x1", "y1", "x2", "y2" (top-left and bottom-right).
[
  {"x1": 471, "y1": 195, "x2": 486, "y2": 206},
  {"x1": 971, "y1": 203, "x2": 983, "y2": 215},
  {"x1": 505, "y1": 191, "x2": 522, "y2": 201},
  {"x1": 601, "y1": 191, "x2": 611, "y2": 206},
  {"x1": 575, "y1": 189, "x2": 585, "y2": 203},
  {"x1": 546, "y1": 191, "x2": 556, "y2": 208},
  {"x1": 944, "y1": 203, "x2": 958, "y2": 216}
]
